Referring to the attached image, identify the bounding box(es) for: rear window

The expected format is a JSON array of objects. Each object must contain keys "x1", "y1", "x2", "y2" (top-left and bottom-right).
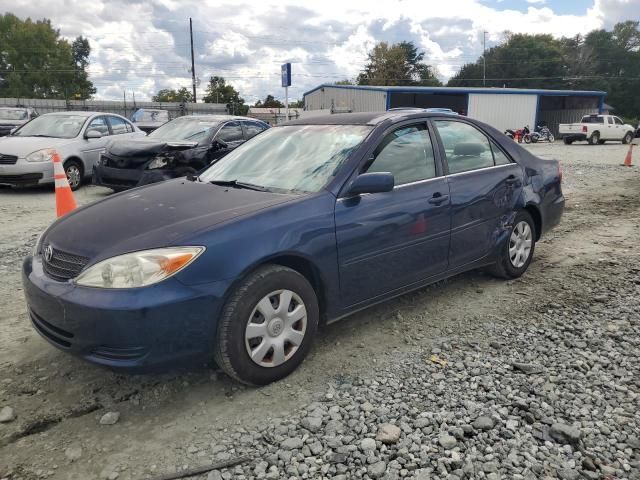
[{"x1": 581, "y1": 116, "x2": 604, "y2": 124}]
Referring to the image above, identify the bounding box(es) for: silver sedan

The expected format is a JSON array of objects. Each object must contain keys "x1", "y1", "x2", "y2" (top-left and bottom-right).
[{"x1": 0, "y1": 111, "x2": 145, "y2": 190}]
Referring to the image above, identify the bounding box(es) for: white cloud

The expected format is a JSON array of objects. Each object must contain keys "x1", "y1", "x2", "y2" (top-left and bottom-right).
[{"x1": 2, "y1": 0, "x2": 632, "y2": 101}]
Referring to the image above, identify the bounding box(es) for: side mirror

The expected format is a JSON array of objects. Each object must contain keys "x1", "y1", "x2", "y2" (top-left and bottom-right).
[
  {"x1": 85, "y1": 129, "x2": 103, "y2": 139},
  {"x1": 346, "y1": 172, "x2": 394, "y2": 196},
  {"x1": 213, "y1": 138, "x2": 228, "y2": 150}
]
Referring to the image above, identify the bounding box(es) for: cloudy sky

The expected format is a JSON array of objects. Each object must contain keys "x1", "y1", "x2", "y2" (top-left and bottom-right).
[{"x1": 3, "y1": 0, "x2": 638, "y2": 103}]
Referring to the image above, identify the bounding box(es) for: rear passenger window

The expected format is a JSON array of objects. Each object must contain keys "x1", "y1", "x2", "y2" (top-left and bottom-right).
[
  {"x1": 434, "y1": 121, "x2": 494, "y2": 174},
  {"x1": 244, "y1": 121, "x2": 267, "y2": 139},
  {"x1": 367, "y1": 124, "x2": 436, "y2": 185},
  {"x1": 608, "y1": 117, "x2": 614, "y2": 125}
]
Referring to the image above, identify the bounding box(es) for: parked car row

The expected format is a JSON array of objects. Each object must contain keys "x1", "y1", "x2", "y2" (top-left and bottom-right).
[
  {"x1": 0, "y1": 111, "x2": 269, "y2": 191},
  {"x1": 22, "y1": 109, "x2": 565, "y2": 385}
]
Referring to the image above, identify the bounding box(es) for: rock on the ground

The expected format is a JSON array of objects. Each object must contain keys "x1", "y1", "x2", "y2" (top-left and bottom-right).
[
  {"x1": 0, "y1": 406, "x2": 15, "y2": 423},
  {"x1": 360, "y1": 437, "x2": 376, "y2": 451},
  {"x1": 99, "y1": 411, "x2": 120, "y2": 425},
  {"x1": 368, "y1": 461, "x2": 387, "y2": 479},
  {"x1": 550, "y1": 423, "x2": 581, "y2": 445},
  {"x1": 438, "y1": 434, "x2": 457, "y2": 449},
  {"x1": 376, "y1": 423, "x2": 401, "y2": 444},
  {"x1": 472, "y1": 416, "x2": 495, "y2": 431}
]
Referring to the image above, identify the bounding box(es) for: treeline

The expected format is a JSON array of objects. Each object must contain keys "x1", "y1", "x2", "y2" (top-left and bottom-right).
[
  {"x1": 448, "y1": 21, "x2": 640, "y2": 119},
  {"x1": 0, "y1": 13, "x2": 95, "y2": 100}
]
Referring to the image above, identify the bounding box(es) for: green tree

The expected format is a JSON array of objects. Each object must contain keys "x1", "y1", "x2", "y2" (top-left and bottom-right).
[
  {"x1": 334, "y1": 79, "x2": 354, "y2": 85},
  {"x1": 202, "y1": 76, "x2": 248, "y2": 115},
  {"x1": 0, "y1": 13, "x2": 95, "y2": 99},
  {"x1": 71, "y1": 36, "x2": 96, "y2": 99},
  {"x1": 447, "y1": 33, "x2": 567, "y2": 89},
  {"x1": 152, "y1": 87, "x2": 194, "y2": 103},
  {"x1": 254, "y1": 94, "x2": 284, "y2": 108},
  {"x1": 446, "y1": 22, "x2": 640, "y2": 118},
  {"x1": 357, "y1": 41, "x2": 441, "y2": 86},
  {"x1": 289, "y1": 99, "x2": 304, "y2": 108}
]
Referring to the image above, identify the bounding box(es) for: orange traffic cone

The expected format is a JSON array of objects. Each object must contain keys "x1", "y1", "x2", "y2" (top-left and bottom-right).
[
  {"x1": 51, "y1": 150, "x2": 77, "y2": 217},
  {"x1": 622, "y1": 144, "x2": 634, "y2": 167}
]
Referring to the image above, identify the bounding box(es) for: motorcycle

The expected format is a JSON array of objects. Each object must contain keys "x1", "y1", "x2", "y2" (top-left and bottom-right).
[
  {"x1": 505, "y1": 126, "x2": 530, "y2": 143},
  {"x1": 530, "y1": 123, "x2": 555, "y2": 143}
]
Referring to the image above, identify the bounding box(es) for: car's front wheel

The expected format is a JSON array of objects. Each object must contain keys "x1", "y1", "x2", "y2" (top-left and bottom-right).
[
  {"x1": 622, "y1": 131, "x2": 633, "y2": 144},
  {"x1": 214, "y1": 265, "x2": 319, "y2": 385},
  {"x1": 64, "y1": 160, "x2": 83, "y2": 191},
  {"x1": 490, "y1": 210, "x2": 536, "y2": 279}
]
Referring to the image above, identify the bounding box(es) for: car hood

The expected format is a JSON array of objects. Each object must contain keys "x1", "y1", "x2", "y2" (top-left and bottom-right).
[
  {"x1": 107, "y1": 138, "x2": 197, "y2": 157},
  {"x1": 0, "y1": 136, "x2": 70, "y2": 156},
  {"x1": 43, "y1": 179, "x2": 299, "y2": 262}
]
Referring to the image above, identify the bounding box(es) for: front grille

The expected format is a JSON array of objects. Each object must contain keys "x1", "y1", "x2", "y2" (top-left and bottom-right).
[
  {"x1": 30, "y1": 309, "x2": 73, "y2": 348},
  {"x1": 0, "y1": 153, "x2": 18, "y2": 165},
  {"x1": 42, "y1": 246, "x2": 90, "y2": 281}
]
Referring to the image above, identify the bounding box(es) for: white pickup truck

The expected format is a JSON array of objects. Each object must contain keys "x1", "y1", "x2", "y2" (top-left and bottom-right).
[{"x1": 559, "y1": 114, "x2": 635, "y2": 145}]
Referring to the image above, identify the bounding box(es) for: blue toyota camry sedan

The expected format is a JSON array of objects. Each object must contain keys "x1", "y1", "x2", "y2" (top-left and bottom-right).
[{"x1": 23, "y1": 110, "x2": 564, "y2": 385}]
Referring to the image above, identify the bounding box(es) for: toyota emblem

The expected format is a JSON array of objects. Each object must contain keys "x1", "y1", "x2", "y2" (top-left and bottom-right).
[{"x1": 44, "y1": 245, "x2": 53, "y2": 262}]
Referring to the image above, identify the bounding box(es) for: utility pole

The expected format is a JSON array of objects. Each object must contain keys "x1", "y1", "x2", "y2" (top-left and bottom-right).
[
  {"x1": 190, "y1": 18, "x2": 197, "y2": 103},
  {"x1": 483, "y1": 31, "x2": 487, "y2": 87}
]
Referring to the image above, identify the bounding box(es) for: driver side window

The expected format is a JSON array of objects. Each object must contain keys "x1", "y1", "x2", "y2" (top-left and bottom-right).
[
  {"x1": 87, "y1": 116, "x2": 109, "y2": 136},
  {"x1": 366, "y1": 124, "x2": 436, "y2": 185},
  {"x1": 216, "y1": 122, "x2": 243, "y2": 143}
]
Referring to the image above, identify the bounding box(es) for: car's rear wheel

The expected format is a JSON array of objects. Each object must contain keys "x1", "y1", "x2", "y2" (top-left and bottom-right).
[
  {"x1": 214, "y1": 265, "x2": 319, "y2": 385},
  {"x1": 589, "y1": 132, "x2": 600, "y2": 145},
  {"x1": 490, "y1": 210, "x2": 536, "y2": 279},
  {"x1": 64, "y1": 160, "x2": 83, "y2": 191},
  {"x1": 622, "y1": 131, "x2": 633, "y2": 144},
  {"x1": 563, "y1": 137, "x2": 573, "y2": 145}
]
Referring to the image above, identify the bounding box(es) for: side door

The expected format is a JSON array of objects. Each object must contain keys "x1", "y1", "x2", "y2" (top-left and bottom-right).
[
  {"x1": 431, "y1": 119, "x2": 524, "y2": 269},
  {"x1": 613, "y1": 116, "x2": 625, "y2": 139},
  {"x1": 211, "y1": 121, "x2": 244, "y2": 162},
  {"x1": 604, "y1": 116, "x2": 616, "y2": 140},
  {"x1": 335, "y1": 122, "x2": 451, "y2": 307},
  {"x1": 80, "y1": 116, "x2": 111, "y2": 168}
]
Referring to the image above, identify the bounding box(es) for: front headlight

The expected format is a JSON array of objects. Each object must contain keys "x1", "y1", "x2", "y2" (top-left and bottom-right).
[
  {"x1": 147, "y1": 157, "x2": 168, "y2": 169},
  {"x1": 75, "y1": 247, "x2": 205, "y2": 289},
  {"x1": 25, "y1": 149, "x2": 53, "y2": 163}
]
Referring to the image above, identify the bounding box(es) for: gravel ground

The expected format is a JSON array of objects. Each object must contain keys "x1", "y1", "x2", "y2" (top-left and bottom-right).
[{"x1": 0, "y1": 142, "x2": 639, "y2": 480}]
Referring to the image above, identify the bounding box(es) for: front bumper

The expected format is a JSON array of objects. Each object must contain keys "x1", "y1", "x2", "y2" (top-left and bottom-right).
[
  {"x1": 22, "y1": 255, "x2": 228, "y2": 372},
  {"x1": 93, "y1": 165, "x2": 143, "y2": 190},
  {"x1": 0, "y1": 160, "x2": 54, "y2": 186}
]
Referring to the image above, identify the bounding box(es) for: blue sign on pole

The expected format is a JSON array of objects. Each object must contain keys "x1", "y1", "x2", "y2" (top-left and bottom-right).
[{"x1": 281, "y1": 63, "x2": 292, "y2": 87}]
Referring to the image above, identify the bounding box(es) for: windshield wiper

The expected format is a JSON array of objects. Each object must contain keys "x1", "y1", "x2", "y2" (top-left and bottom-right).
[
  {"x1": 209, "y1": 179, "x2": 269, "y2": 192},
  {"x1": 25, "y1": 134, "x2": 57, "y2": 138}
]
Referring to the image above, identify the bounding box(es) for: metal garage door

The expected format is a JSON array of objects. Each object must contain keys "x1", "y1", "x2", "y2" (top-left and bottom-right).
[{"x1": 468, "y1": 93, "x2": 537, "y2": 133}]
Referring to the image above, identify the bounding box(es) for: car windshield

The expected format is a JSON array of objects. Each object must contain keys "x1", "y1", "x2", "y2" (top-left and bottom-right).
[
  {"x1": 148, "y1": 117, "x2": 219, "y2": 142},
  {"x1": 200, "y1": 124, "x2": 372, "y2": 193},
  {"x1": 12, "y1": 114, "x2": 87, "y2": 138},
  {"x1": 131, "y1": 110, "x2": 169, "y2": 123},
  {"x1": 0, "y1": 108, "x2": 28, "y2": 121}
]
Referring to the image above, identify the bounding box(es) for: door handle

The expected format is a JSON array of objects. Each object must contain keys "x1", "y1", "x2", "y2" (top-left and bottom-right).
[
  {"x1": 428, "y1": 193, "x2": 449, "y2": 205},
  {"x1": 505, "y1": 175, "x2": 521, "y2": 186}
]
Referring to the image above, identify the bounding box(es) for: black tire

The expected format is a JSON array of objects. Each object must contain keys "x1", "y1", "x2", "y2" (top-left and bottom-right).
[
  {"x1": 489, "y1": 210, "x2": 536, "y2": 279},
  {"x1": 523, "y1": 135, "x2": 532, "y2": 144},
  {"x1": 598, "y1": 139, "x2": 606, "y2": 145},
  {"x1": 63, "y1": 160, "x2": 83, "y2": 191},
  {"x1": 622, "y1": 132, "x2": 633, "y2": 144},
  {"x1": 214, "y1": 265, "x2": 319, "y2": 386},
  {"x1": 563, "y1": 137, "x2": 573, "y2": 145},
  {"x1": 589, "y1": 131, "x2": 600, "y2": 145}
]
